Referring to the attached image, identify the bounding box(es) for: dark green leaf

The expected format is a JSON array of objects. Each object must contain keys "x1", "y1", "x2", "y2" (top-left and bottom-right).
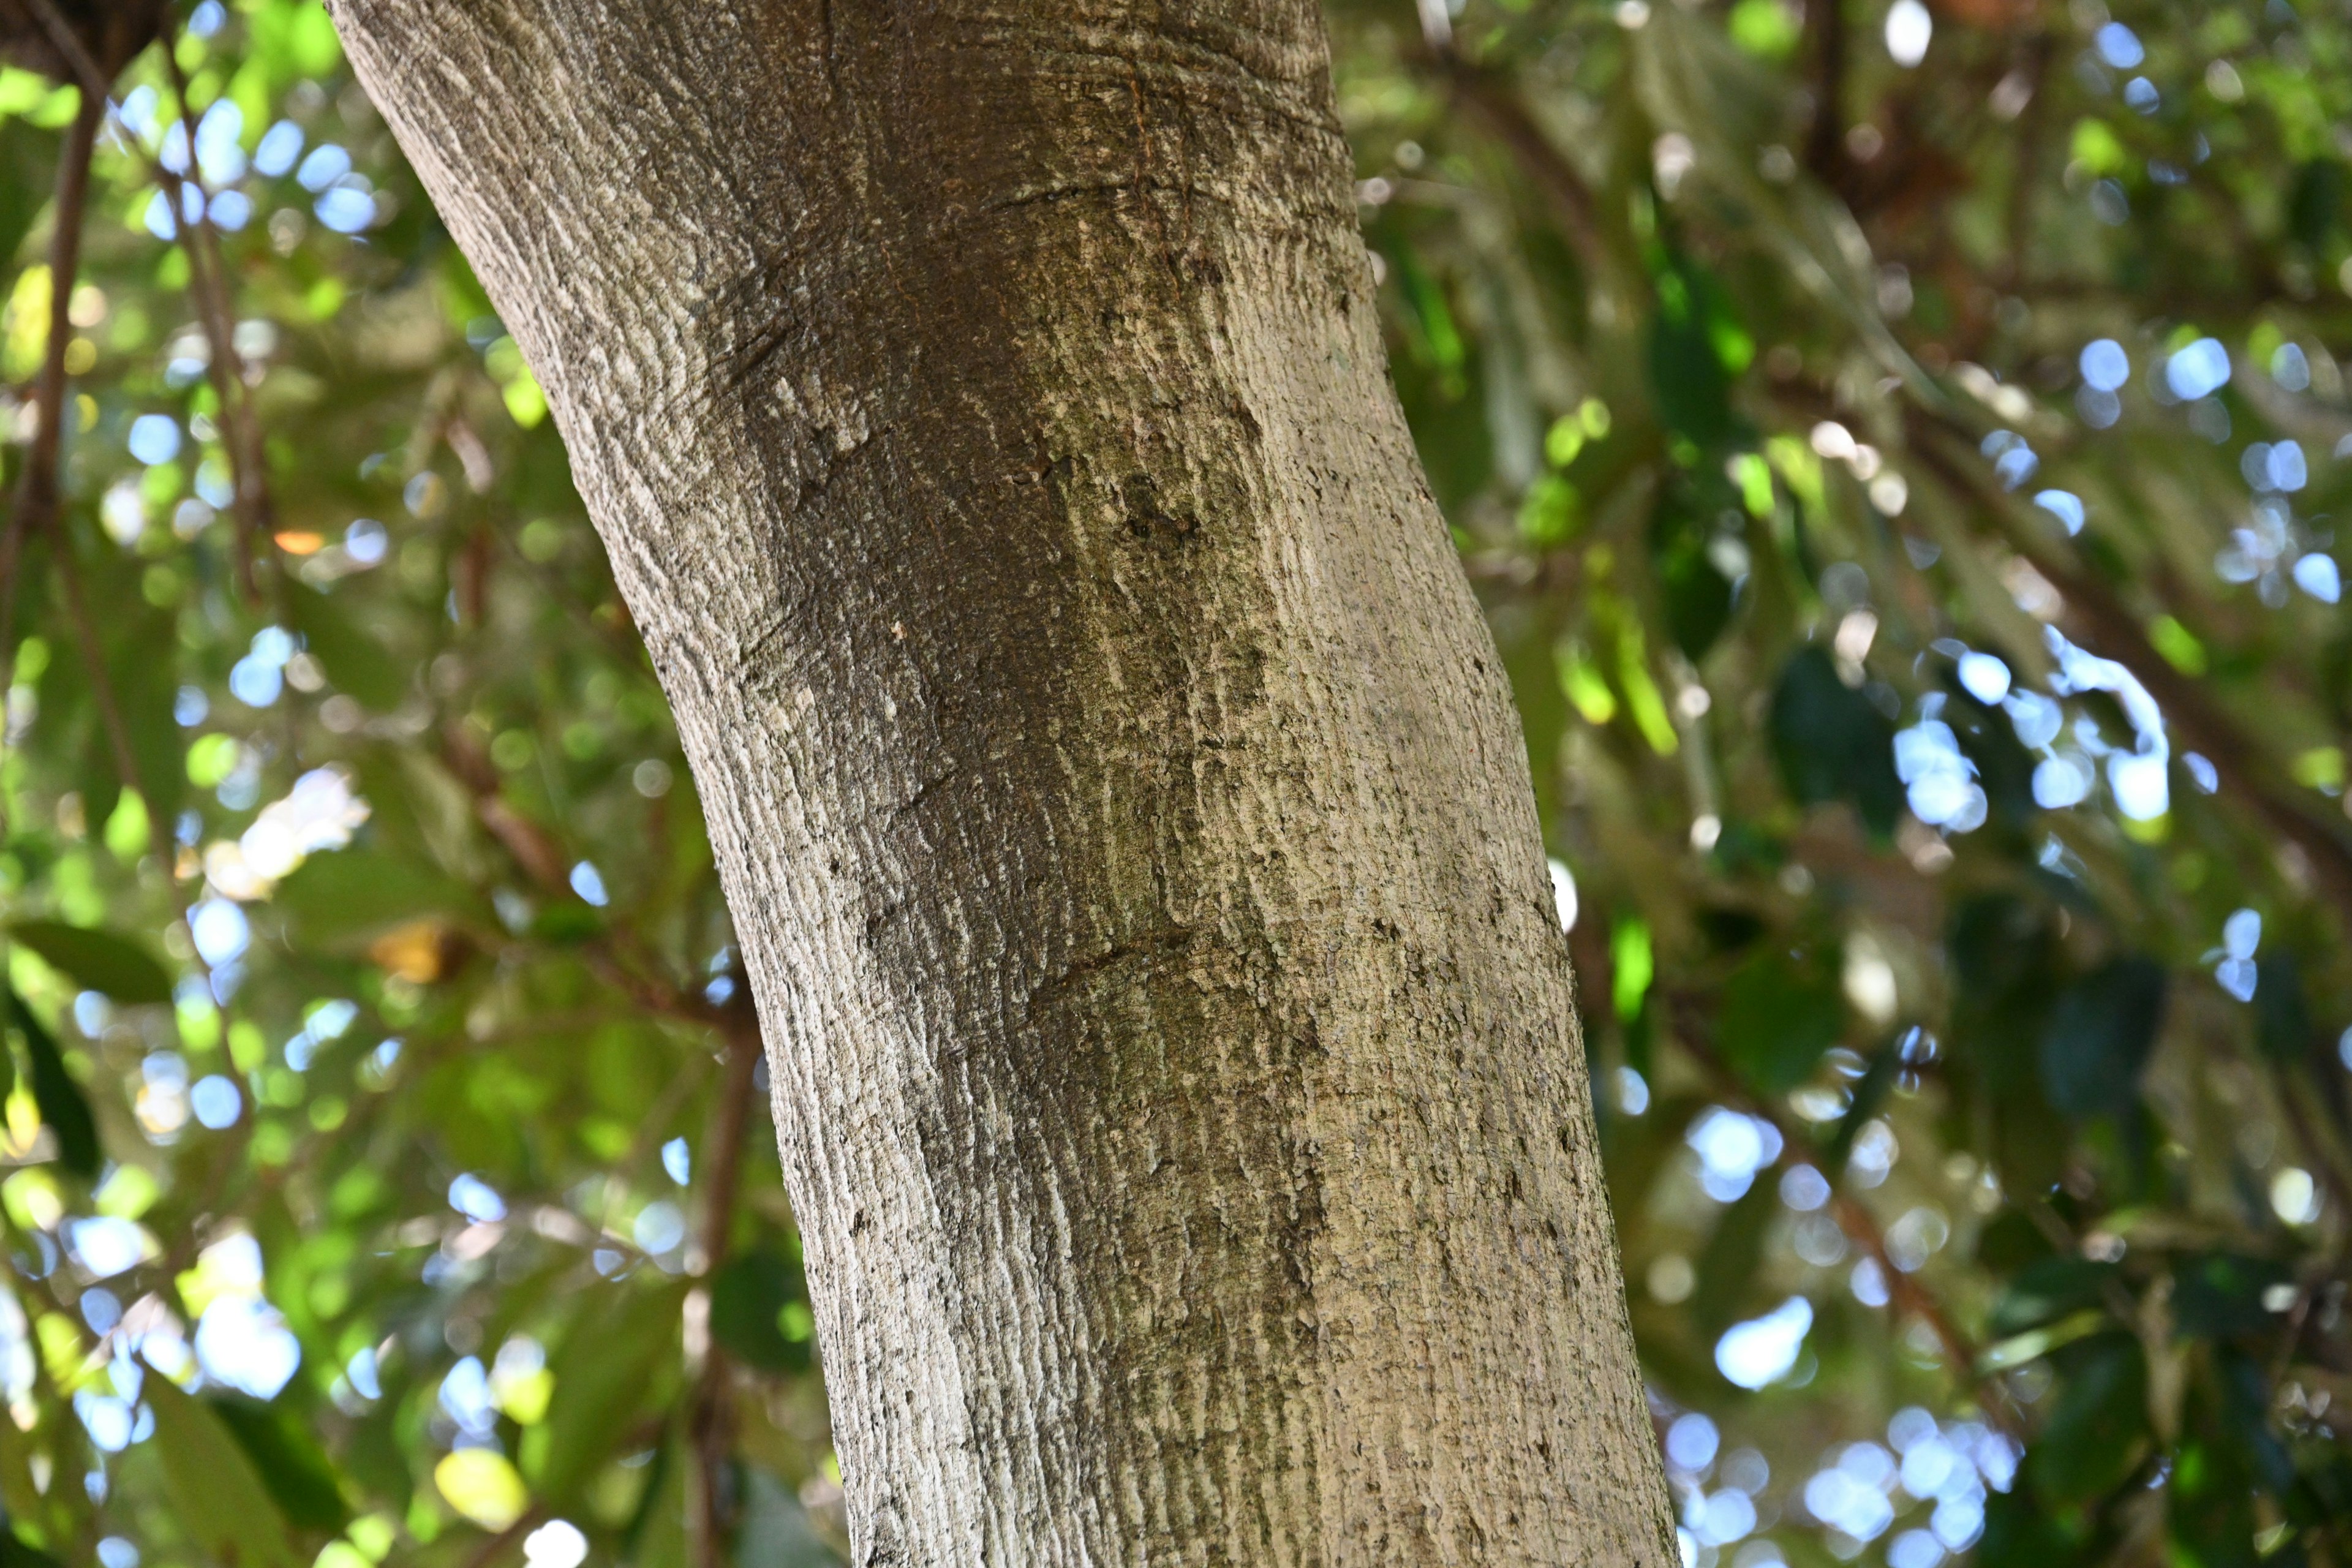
[
  {"x1": 273, "y1": 848, "x2": 485, "y2": 949},
  {"x1": 1645, "y1": 253, "x2": 1746, "y2": 450},
  {"x1": 2254, "y1": 953, "x2": 2313, "y2": 1066},
  {"x1": 709, "y1": 1247, "x2": 812, "y2": 1374},
  {"x1": 2029, "y1": 1333, "x2": 2150, "y2": 1502},
  {"x1": 1977, "y1": 1486, "x2": 2089, "y2": 1568},
  {"x1": 1975, "y1": 1209, "x2": 2055, "y2": 1275},
  {"x1": 284, "y1": 579, "x2": 413, "y2": 712},
  {"x1": 2171, "y1": 1253, "x2": 2293, "y2": 1342},
  {"x1": 206, "y1": 1395, "x2": 352, "y2": 1534},
  {"x1": 1716, "y1": 944, "x2": 1846, "y2": 1094},
  {"x1": 1691, "y1": 1177, "x2": 1776, "y2": 1340},
  {"x1": 104, "y1": 600, "x2": 184, "y2": 826},
  {"x1": 1991, "y1": 1255, "x2": 2120, "y2": 1338},
  {"x1": 2038, "y1": 958, "x2": 2166, "y2": 1120},
  {"x1": 531, "y1": 902, "x2": 605, "y2": 944},
  {"x1": 1822, "y1": 1038, "x2": 1901, "y2": 1170},
  {"x1": 9, "y1": 988, "x2": 97, "y2": 1179},
  {"x1": 0, "y1": 120, "x2": 60, "y2": 271},
  {"x1": 0, "y1": 1532, "x2": 62, "y2": 1568},
  {"x1": 1946, "y1": 895, "x2": 2059, "y2": 1091},
  {"x1": 2288, "y1": 157, "x2": 2345, "y2": 251},
  {"x1": 9, "y1": 920, "x2": 174, "y2": 1005},
  {"x1": 1657, "y1": 529, "x2": 1735, "y2": 660},
  {"x1": 1769, "y1": 647, "x2": 1901, "y2": 835}
]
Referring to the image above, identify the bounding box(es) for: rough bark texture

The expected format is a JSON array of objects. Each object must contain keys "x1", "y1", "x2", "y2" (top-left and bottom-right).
[{"x1": 329, "y1": 2, "x2": 1675, "y2": 1561}]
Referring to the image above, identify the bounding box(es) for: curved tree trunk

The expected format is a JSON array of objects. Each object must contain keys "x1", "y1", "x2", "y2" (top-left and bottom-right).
[{"x1": 331, "y1": 2, "x2": 1674, "y2": 1560}]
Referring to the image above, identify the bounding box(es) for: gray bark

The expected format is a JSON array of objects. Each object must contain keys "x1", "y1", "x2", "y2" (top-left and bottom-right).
[{"x1": 329, "y1": 1, "x2": 1675, "y2": 1561}]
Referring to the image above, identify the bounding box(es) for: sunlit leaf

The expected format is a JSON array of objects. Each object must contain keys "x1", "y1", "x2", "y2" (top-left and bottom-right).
[{"x1": 434, "y1": 1448, "x2": 529, "y2": 1532}]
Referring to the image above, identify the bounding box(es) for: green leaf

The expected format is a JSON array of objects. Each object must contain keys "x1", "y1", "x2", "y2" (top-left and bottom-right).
[
  {"x1": 0, "y1": 119, "x2": 59, "y2": 271},
  {"x1": 284, "y1": 579, "x2": 413, "y2": 712},
  {"x1": 1716, "y1": 944, "x2": 1845, "y2": 1094},
  {"x1": 2171, "y1": 1253, "x2": 2293, "y2": 1342},
  {"x1": 9, "y1": 920, "x2": 174, "y2": 1005},
  {"x1": 9, "y1": 988, "x2": 97, "y2": 1179},
  {"x1": 1990, "y1": 1255, "x2": 2120, "y2": 1338},
  {"x1": 2037, "y1": 957, "x2": 2166, "y2": 1120},
  {"x1": 709, "y1": 1248, "x2": 812, "y2": 1374},
  {"x1": 1945, "y1": 895, "x2": 2059, "y2": 1090},
  {"x1": 104, "y1": 600, "x2": 184, "y2": 826},
  {"x1": 1654, "y1": 512, "x2": 1735, "y2": 661},
  {"x1": 531, "y1": 902, "x2": 605, "y2": 944},
  {"x1": 143, "y1": 1373, "x2": 302, "y2": 1568},
  {"x1": 1769, "y1": 647, "x2": 1901, "y2": 836},
  {"x1": 2029, "y1": 1333, "x2": 2150, "y2": 1502},
  {"x1": 2288, "y1": 156, "x2": 2346, "y2": 251},
  {"x1": 273, "y1": 848, "x2": 484, "y2": 949},
  {"x1": 2253, "y1": 952, "x2": 2312, "y2": 1066},
  {"x1": 618, "y1": 1428, "x2": 688, "y2": 1568},
  {"x1": 1822, "y1": 1038, "x2": 1901, "y2": 1171},
  {"x1": 206, "y1": 1393, "x2": 353, "y2": 1534},
  {"x1": 0, "y1": 1531, "x2": 62, "y2": 1568},
  {"x1": 736, "y1": 1467, "x2": 844, "y2": 1568},
  {"x1": 531, "y1": 1281, "x2": 687, "y2": 1505},
  {"x1": 1645, "y1": 254, "x2": 1744, "y2": 450},
  {"x1": 1691, "y1": 1177, "x2": 1776, "y2": 1340},
  {"x1": 1976, "y1": 1486, "x2": 2089, "y2": 1568}
]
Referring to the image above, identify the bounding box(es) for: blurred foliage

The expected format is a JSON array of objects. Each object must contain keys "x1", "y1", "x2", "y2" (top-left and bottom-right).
[
  {"x1": 0, "y1": 0, "x2": 2342, "y2": 1566},
  {"x1": 1334, "y1": 0, "x2": 2352, "y2": 1560}
]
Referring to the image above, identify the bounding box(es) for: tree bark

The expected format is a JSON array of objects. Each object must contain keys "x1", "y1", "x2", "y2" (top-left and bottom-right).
[{"x1": 330, "y1": 2, "x2": 1674, "y2": 1561}]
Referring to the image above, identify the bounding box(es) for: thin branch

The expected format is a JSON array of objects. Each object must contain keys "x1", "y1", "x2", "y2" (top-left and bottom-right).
[
  {"x1": 1802, "y1": 0, "x2": 1849, "y2": 184},
  {"x1": 0, "y1": 89, "x2": 100, "y2": 835},
  {"x1": 4, "y1": 91, "x2": 97, "y2": 540},
  {"x1": 688, "y1": 998, "x2": 763, "y2": 1568},
  {"x1": 160, "y1": 36, "x2": 270, "y2": 603},
  {"x1": 1998, "y1": 35, "x2": 2051, "y2": 287},
  {"x1": 12, "y1": 0, "x2": 110, "y2": 92},
  {"x1": 18, "y1": 0, "x2": 272, "y2": 601}
]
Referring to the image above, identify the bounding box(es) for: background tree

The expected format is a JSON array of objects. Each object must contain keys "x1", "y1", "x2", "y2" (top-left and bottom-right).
[{"x1": 0, "y1": 0, "x2": 2343, "y2": 1566}]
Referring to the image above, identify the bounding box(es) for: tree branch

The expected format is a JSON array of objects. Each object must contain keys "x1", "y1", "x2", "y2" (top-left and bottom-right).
[
  {"x1": 688, "y1": 997, "x2": 763, "y2": 1568},
  {"x1": 15, "y1": 0, "x2": 273, "y2": 602},
  {"x1": 0, "y1": 88, "x2": 101, "y2": 796},
  {"x1": 1802, "y1": 0, "x2": 1849, "y2": 184},
  {"x1": 160, "y1": 36, "x2": 271, "y2": 603}
]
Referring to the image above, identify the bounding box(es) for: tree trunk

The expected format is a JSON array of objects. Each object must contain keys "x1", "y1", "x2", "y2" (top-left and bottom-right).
[{"x1": 330, "y1": 2, "x2": 1675, "y2": 1560}]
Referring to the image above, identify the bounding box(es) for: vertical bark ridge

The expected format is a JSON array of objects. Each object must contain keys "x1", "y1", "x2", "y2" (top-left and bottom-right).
[{"x1": 331, "y1": 0, "x2": 1675, "y2": 1560}]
